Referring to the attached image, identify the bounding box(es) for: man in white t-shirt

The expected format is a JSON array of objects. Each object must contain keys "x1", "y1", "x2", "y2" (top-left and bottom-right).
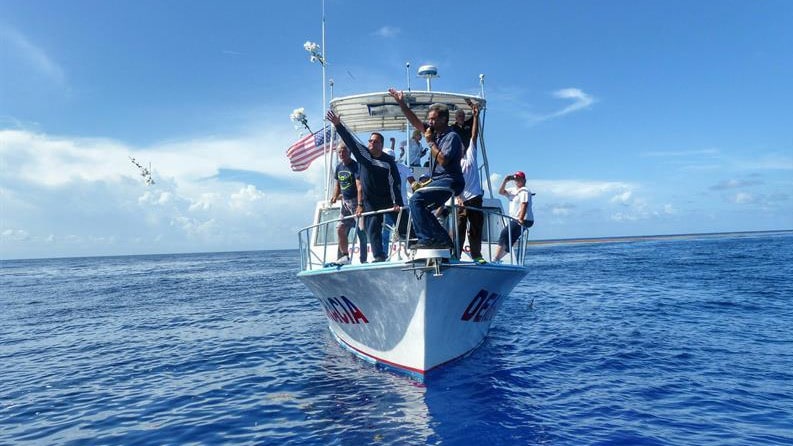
[
  {"x1": 493, "y1": 171, "x2": 534, "y2": 262},
  {"x1": 456, "y1": 100, "x2": 485, "y2": 263}
]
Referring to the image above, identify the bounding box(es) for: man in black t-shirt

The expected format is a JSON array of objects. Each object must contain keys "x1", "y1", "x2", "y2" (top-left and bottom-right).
[{"x1": 330, "y1": 143, "x2": 367, "y2": 264}]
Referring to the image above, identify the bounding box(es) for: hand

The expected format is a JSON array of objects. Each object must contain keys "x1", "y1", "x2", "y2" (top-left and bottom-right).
[
  {"x1": 424, "y1": 127, "x2": 435, "y2": 143},
  {"x1": 326, "y1": 110, "x2": 341, "y2": 125},
  {"x1": 330, "y1": 195, "x2": 337, "y2": 204},
  {"x1": 456, "y1": 196, "x2": 464, "y2": 206},
  {"x1": 355, "y1": 204, "x2": 363, "y2": 217},
  {"x1": 387, "y1": 88, "x2": 404, "y2": 103},
  {"x1": 392, "y1": 205, "x2": 400, "y2": 212}
]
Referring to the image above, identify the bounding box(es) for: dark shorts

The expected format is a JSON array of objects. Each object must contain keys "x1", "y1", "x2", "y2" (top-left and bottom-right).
[{"x1": 499, "y1": 220, "x2": 533, "y2": 253}]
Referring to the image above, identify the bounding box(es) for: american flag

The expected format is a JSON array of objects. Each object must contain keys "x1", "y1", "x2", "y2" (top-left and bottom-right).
[{"x1": 286, "y1": 126, "x2": 333, "y2": 172}]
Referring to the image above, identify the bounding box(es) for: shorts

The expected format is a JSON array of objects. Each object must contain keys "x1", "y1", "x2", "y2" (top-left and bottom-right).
[{"x1": 337, "y1": 198, "x2": 360, "y2": 230}]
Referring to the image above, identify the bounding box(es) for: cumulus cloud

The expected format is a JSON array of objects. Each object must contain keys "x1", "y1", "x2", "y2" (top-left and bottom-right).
[
  {"x1": 0, "y1": 128, "x2": 328, "y2": 258},
  {"x1": 530, "y1": 179, "x2": 632, "y2": 200},
  {"x1": 372, "y1": 26, "x2": 400, "y2": 38}
]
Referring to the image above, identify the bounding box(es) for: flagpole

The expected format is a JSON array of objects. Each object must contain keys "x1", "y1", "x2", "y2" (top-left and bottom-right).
[{"x1": 321, "y1": 0, "x2": 329, "y2": 201}]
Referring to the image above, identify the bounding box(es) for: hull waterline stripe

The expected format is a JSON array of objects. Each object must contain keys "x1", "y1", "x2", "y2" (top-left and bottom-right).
[{"x1": 333, "y1": 330, "x2": 484, "y2": 376}]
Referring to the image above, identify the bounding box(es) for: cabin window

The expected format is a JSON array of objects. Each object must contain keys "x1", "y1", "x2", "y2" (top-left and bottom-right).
[
  {"x1": 482, "y1": 207, "x2": 506, "y2": 242},
  {"x1": 314, "y1": 207, "x2": 341, "y2": 245}
]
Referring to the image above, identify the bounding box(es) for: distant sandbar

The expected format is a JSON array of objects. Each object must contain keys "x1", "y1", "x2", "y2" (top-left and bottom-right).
[{"x1": 529, "y1": 229, "x2": 793, "y2": 246}]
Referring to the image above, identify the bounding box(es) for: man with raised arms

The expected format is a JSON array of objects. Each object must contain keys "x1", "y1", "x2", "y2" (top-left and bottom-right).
[
  {"x1": 326, "y1": 110, "x2": 403, "y2": 262},
  {"x1": 388, "y1": 88, "x2": 465, "y2": 250}
]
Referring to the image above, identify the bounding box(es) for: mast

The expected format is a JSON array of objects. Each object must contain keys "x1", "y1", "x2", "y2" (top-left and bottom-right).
[
  {"x1": 321, "y1": 0, "x2": 329, "y2": 200},
  {"x1": 477, "y1": 73, "x2": 494, "y2": 198}
]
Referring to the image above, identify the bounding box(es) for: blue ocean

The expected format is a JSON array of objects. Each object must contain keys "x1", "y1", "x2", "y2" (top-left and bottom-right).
[{"x1": 2, "y1": 232, "x2": 792, "y2": 445}]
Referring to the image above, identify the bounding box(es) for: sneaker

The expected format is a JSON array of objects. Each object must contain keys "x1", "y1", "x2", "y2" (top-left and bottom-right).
[
  {"x1": 335, "y1": 254, "x2": 350, "y2": 265},
  {"x1": 473, "y1": 257, "x2": 487, "y2": 265}
]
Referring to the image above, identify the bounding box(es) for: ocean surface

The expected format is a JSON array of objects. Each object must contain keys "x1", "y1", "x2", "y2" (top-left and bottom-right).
[{"x1": 2, "y1": 233, "x2": 792, "y2": 445}]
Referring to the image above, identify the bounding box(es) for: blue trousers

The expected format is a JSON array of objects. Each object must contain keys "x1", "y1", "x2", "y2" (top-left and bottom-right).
[
  {"x1": 365, "y1": 212, "x2": 386, "y2": 261},
  {"x1": 381, "y1": 211, "x2": 397, "y2": 257},
  {"x1": 408, "y1": 178, "x2": 454, "y2": 246}
]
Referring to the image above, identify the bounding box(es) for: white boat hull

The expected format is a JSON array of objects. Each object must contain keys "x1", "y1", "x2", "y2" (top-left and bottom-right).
[{"x1": 298, "y1": 261, "x2": 528, "y2": 378}]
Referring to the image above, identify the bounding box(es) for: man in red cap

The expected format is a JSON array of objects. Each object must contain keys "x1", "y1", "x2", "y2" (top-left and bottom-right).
[{"x1": 493, "y1": 171, "x2": 534, "y2": 262}]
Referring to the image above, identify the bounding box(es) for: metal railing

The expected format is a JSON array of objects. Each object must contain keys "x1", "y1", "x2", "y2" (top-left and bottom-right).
[{"x1": 297, "y1": 186, "x2": 531, "y2": 271}]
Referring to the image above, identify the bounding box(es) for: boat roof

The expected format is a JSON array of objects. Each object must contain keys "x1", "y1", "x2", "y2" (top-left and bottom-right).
[{"x1": 329, "y1": 91, "x2": 485, "y2": 133}]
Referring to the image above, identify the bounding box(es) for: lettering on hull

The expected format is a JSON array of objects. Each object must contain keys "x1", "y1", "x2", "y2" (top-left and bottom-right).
[
  {"x1": 319, "y1": 296, "x2": 369, "y2": 325},
  {"x1": 461, "y1": 289, "x2": 503, "y2": 322}
]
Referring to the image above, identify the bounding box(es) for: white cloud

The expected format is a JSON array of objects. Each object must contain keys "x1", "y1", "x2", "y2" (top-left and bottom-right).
[
  {"x1": 710, "y1": 178, "x2": 764, "y2": 190},
  {"x1": 373, "y1": 26, "x2": 400, "y2": 38},
  {"x1": 733, "y1": 192, "x2": 755, "y2": 204},
  {"x1": 0, "y1": 27, "x2": 65, "y2": 85},
  {"x1": 0, "y1": 128, "x2": 327, "y2": 258},
  {"x1": 550, "y1": 88, "x2": 595, "y2": 117},
  {"x1": 642, "y1": 148, "x2": 720, "y2": 158},
  {"x1": 525, "y1": 88, "x2": 596, "y2": 123},
  {"x1": 530, "y1": 179, "x2": 633, "y2": 200}
]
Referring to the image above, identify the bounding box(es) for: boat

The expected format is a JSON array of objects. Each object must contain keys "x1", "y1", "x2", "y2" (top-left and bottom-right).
[{"x1": 294, "y1": 71, "x2": 532, "y2": 380}]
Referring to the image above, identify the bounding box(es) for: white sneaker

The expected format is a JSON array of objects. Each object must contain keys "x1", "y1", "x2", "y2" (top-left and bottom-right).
[{"x1": 335, "y1": 254, "x2": 350, "y2": 265}]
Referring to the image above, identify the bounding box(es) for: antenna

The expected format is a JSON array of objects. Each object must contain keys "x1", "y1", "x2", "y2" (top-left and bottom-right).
[
  {"x1": 417, "y1": 65, "x2": 438, "y2": 91},
  {"x1": 405, "y1": 62, "x2": 411, "y2": 92}
]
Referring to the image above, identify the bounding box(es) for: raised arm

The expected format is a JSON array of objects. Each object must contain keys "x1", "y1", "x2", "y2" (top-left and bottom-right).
[
  {"x1": 468, "y1": 101, "x2": 480, "y2": 148},
  {"x1": 388, "y1": 88, "x2": 425, "y2": 132},
  {"x1": 327, "y1": 110, "x2": 373, "y2": 167},
  {"x1": 498, "y1": 175, "x2": 512, "y2": 197}
]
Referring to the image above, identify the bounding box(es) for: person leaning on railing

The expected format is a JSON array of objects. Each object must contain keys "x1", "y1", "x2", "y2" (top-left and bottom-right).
[{"x1": 493, "y1": 171, "x2": 534, "y2": 263}]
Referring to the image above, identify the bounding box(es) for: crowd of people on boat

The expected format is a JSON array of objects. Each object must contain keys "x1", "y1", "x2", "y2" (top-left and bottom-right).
[{"x1": 325, "y1": 88, "x2": 533, "y2": 265}]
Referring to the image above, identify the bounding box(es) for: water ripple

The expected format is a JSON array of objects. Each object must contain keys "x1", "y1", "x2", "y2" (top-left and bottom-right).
[{"x1": 2, "y1": 238, "x2": 793, "y2": 445}]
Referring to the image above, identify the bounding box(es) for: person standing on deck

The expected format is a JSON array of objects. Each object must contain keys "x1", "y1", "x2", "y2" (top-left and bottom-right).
[
  {"x1": 493, "y1": 171, "x2": 534, "y2": 263},
  {"x1": 326, "y1": 110, "x2": 403, "y2": 262},
  {"x1": 456, "y1": 99, "x2": 486, "y2": 263},
  {"x1": 330, "y1": 143, "x2": 368, "y2": 265},
  {"x1": 388, "y1": 88, "x2": 465, "y2": 250},
  {"x1": 451, "y1": 107, "x2": 474, "y2": 148}
]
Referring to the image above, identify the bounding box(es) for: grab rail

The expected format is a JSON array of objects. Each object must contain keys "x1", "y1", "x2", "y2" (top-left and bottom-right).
[{"x1": 297, "y1": 188, "x2": 531, "y2": 271}]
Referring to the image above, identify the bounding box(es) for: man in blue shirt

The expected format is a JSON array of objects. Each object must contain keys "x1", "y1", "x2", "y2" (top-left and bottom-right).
[{"x1": 388, "y1": 88, "x2": 465, "y2": 250}]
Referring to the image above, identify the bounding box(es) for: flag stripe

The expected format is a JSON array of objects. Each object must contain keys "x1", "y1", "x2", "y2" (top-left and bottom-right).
[{"x1": 286, "y1": 126, "x2": 333, "y2": 171}]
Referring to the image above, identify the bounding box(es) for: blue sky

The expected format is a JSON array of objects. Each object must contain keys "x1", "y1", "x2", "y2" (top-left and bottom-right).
[{"x1": 1, "y1": 0, "x2": 791, "y2": 259}]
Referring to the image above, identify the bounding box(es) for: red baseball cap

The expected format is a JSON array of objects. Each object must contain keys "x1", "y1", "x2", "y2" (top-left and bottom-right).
[{"x1": 514, "y1": 171, "x2": 526, "y2": 180}]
